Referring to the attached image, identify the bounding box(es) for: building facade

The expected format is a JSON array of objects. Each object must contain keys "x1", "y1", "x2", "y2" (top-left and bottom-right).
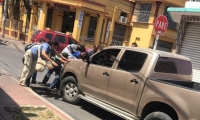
[
  {"x1": 129, "y1": 0, "x2": 187, "y2": 51},
  {"x1": 0, "y1": 0, "x2": 186, "y2": 50},
  {"x1": 0, "y1": 0, "x2": 134, "y2": 48},
  {"x1": 168, "y1": 0, "x2": 200, "y2": 82}
]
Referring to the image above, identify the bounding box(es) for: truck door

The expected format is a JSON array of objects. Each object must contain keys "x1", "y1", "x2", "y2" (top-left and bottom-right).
[
  {"x1": 82, "y1": 48, "x2": 121, "y2": 101},
  {"x1": 107, "y1": 49, "x2": 152, "y2": 113}
]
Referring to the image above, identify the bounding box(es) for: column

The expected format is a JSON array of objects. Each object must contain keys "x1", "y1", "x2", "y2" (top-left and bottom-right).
[
  {"x1": 9, "y1": 19, "x2": 13, "y2": 36},
  {"x1": 51, "y1": 10, "x2": 58, "y2": 30},
  {"x1": 37, "y1": 2, "x2": 48, "y2": 30},
  {"x1": 101, "y1": 18, "x2": 107, "y2": 44},
  {"x1": 27, "y1": 5, "x2": 37, "y2": 42},
  {"x1": 17, "y1": 20, "x2": 23, "y2": 40},
  {"x1": 108, "y1": 6, "x2": 117, "y2": 46},
  {"x1": 94, "y1": 13, "x2": 104, "y2": 44},
  {"x1": 72, "y1": 9, "x2": 83, "y2": 42}
]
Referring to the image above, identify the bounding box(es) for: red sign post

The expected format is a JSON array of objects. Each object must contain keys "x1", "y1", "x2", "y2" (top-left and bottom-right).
[{"x1": 153, "y1": 15, "x2": 168, "y2": 49}]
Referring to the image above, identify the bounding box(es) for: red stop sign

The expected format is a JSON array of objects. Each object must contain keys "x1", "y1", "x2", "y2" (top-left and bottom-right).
[
  {"x1": 154, "y1": 15, "x2": 168, "y2": 35},
  {"x1": 0, "y1": 0, "x2": 4, "y2": 3}
]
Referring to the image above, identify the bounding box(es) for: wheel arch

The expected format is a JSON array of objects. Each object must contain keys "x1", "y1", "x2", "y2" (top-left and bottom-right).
[
  {"x1": 59, "y1": 72, "x2": 78, "y2": 96},
  {"x1": 140, "y1": 101, "x2": 178, "y2": 120},
  {"x1": 62, "y1": 72, "x2": 78, "y2": 83}
]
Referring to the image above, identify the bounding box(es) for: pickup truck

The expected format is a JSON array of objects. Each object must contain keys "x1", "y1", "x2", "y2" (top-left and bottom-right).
[{"x1": 59, "y1": 46, "x2": 200, "y2": 120}]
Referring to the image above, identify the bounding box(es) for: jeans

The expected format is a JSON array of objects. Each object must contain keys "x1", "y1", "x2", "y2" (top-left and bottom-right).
[
  {"x1": 25, "y1": 71, "x2": 37, "y2": 85},
  {"x1": 42, "y1": 66, "x2": 61, "y2": 89}
]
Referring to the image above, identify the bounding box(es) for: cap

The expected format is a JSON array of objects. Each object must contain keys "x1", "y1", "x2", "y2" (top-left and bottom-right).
[{"x1": 70, "y1": 44, "x2": 77, "y2": 52}]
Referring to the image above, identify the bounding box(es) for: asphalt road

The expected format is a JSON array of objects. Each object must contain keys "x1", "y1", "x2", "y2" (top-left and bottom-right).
[{"x1": 0, "y1": 42, "x2": 124, "y2": 120}]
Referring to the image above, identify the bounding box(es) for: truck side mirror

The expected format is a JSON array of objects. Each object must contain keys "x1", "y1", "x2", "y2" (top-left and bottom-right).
[
  {"x1": 82, "y1": 53, "x2": 91, "y2": 64},
  {"x1": 86, "y1": 56, "x2": 91, "y2": 64}
]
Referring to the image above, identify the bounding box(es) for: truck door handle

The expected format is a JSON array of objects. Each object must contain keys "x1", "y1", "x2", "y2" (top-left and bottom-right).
[
  {"x1": 130, "y1": 79, "x2": 138, "y2": 84},
  {"x1": 103, "y1": 72, "x2": 109, "y2": 76}
]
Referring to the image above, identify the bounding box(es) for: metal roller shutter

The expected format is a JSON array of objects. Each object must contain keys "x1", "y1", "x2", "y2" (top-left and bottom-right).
[{"x1": 180, "y1": 22, "x2": 200, "y2": 82}]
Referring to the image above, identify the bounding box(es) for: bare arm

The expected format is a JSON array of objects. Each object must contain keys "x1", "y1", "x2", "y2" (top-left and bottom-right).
[
  {"x1": 59, "y1": 58, "x2": 66, "y2": 63},
  {"x1": 56, "y1": 53, "x2": 68, "y2": 61},
  {"x1": 41, "y1": 50, "x2": 58, "y2": 66}
]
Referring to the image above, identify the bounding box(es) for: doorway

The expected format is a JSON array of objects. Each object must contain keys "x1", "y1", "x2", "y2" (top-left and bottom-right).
[{"x1": 61, "y1": 11, "x2": 76, "y2": 33}]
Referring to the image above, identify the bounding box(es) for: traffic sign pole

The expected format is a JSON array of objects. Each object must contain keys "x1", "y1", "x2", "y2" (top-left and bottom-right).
[{"x1": 153, "y1": 34, "x2": 159, "y2": 50}]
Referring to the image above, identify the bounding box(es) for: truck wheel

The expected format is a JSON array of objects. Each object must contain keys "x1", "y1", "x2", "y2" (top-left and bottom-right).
[
  {"x1": 144, "y1": 112, "x2": 172, "y2": 120},
  {"x1": 61, "y1": 76, "x2": 80, "y2": 104}
]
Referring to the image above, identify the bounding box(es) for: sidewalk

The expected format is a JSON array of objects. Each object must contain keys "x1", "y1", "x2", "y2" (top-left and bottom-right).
[
  {"x1": 0, "y1": 69, "x2": 73, "y2": 120},
  {"x1": 0, "y1": 36, "x2": 28, "y2": 52}
]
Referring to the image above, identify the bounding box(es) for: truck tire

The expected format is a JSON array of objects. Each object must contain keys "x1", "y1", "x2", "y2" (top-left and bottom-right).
[
  {"x1": 144, "y1": 112, "x2": 172, "y2": 120},
  {"x1": 61, "y1": 76, "x2": 80, "y2": 104}
]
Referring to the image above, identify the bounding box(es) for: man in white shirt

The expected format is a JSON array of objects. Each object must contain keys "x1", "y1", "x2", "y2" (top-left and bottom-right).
[{"x1": 62, "y1": 44, "x2": 78, "y2": 59}]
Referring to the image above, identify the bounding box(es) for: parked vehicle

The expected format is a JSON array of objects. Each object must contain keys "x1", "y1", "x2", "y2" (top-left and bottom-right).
[
  {"x1": 31, "y1": 30, "x2": 79, "y2": 52},
  {"x1": 59, "y1": 46, "x2": 200, "y2": 120}
]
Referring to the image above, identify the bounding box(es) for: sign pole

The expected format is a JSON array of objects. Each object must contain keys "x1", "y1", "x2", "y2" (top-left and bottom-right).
[
  {"x1": 1, "y1": 0, "x2": 7, "y2": 38},
  {"x1": 153, "y1": 32, "x2": 160, "y2": 50}
]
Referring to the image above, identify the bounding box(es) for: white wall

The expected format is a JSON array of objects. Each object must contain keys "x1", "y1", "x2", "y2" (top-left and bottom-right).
[{"x1": 185, "y1": 1, "x2": 200, "y2": 8}]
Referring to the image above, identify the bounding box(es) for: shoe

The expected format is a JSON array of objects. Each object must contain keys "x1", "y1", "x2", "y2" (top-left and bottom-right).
[
  {"x1": 18, "y1": 81, "x2": 22, "y2": 84},
  {"x1": 19, "y1": 83, "x2": 29, "y2": 87},
  {"x1": 49, "y1": 86, "x2": 53, "y2": 90},
  {"x1": 38, "y1": 83, "x2": 48, "y2": 87},
  {"x1": 31, "y1": 81, "x2": 37, "y2": 84}
]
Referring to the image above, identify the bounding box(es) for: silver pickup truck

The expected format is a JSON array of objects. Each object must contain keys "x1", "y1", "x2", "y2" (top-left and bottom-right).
[{"x1": 59, "y1": 46, "x2": 200, "y2": 120}]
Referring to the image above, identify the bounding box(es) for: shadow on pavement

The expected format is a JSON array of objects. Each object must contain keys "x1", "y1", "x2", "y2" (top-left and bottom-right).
[
  {"x1": 0, "y1": 88, "x2": 38, "y2": 120},
  {"x1": 30, "y1": 85, "x2": 124, "y2": 120},
  {"x1": 30, "y1": 85, "x2": 61, "y2": 100}
]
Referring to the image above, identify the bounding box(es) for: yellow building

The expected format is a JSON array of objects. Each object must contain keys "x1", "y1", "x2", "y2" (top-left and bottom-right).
[
  {"x1": 0, "y1": 0, "x2": 187, "y2": 51},
  {"x1": 0, "y1": 0, "x2": 134, "y2": 48},
  {"x1": 129, "y1": 0, "x2": 187, "y2": 52}
]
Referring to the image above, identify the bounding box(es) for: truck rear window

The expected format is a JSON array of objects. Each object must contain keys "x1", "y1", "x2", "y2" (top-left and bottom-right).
[{"x1": 154, "y1": 57, "x2": 192, "y2": 75}]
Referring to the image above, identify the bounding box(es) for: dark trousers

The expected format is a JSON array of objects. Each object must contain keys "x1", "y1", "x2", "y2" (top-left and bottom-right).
[
  {"x1": 25, "y1": 71, "x2": 37, "y2": 85},
  {"x1": 42, "y1": 66, "x2": 61, "y2": 89},
  {"x1": 22, "y1": 57, "x2": 37, "y2": 86}
]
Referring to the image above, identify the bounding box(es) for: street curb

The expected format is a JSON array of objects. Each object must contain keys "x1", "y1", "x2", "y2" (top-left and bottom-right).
[
  {"x1": 5, "y1": 73, "x2": 74, "y2": 120},
  {"x1": 25, "y1": 86, "x2": 74, "y2": 120}
]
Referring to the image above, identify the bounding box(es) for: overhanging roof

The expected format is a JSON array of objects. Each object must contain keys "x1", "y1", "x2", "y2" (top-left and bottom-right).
[{"x1": 167, "y1": 7, "x2": 200, "y2": 23}]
